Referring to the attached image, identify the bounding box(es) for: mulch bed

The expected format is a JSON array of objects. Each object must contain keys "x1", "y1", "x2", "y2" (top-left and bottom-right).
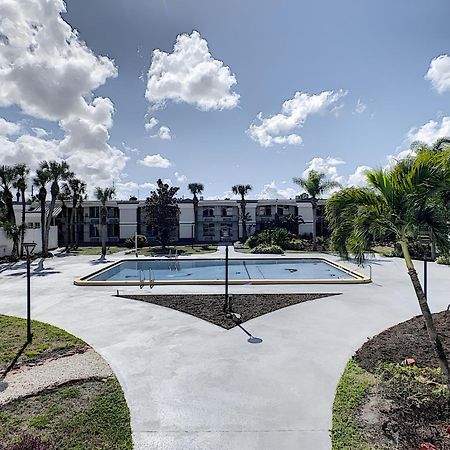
[
  {"x1": 355, "y1": 310, "x2": 450, "y2": 372},
  {"x1": 353, "y1": 311, "x2": 450, "y2": 450},
  {"x1": 120, "y1": 293, "x2": 339, "y2": 329}
]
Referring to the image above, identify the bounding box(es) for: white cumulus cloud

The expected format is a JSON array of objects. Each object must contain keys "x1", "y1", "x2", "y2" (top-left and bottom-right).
[
  {"x1": 302, "y1": 156, "x2": 346, "y2": 183},
  {"x1": 138, "y1": 154, "x2": 172, "y2": 168},
  {"x1": 353, "y1": 98, "x2": 367, "y2": 114},
  {"x1": 257, "y1": 181, "x2": 300, "y2": 199},
  {"x1": 156, "y1": 125, "x2": 171, "y2": 140},
  {"x1": 174, "y1": 172, "x2": 187, "y2": 182},
  {"x1": 425, "y1": 55, "x2": 450, "y2": 94},
  {"x1": 144, "y1": 117, "x2": 159, "y2": 131},
  {"x1": 247, "y1": 90, "x2": 346, "y2": 148},
  {"x1": 406, "y1": 116, "x2": 450, "y2": 145},
  {"x1": 0, "y1": 117, "x2": 21, "y2": 135},
  {"x1": 145, "y1": 31, "x2": 239, "y2": 111},
  {"x1": 347, "y1": 165, "x2": 372, "y2": 187}
]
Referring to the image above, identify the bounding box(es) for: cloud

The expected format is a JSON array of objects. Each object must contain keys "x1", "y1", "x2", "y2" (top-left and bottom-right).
[
  {"x1": 145, "y1": 31, "x2": 239, "y2": 111},
  {"x1": 156, "y1": 125, "x2": 172, "y2": 140},
  {"x1": 425, "y1": 55, "x2": 450, "y2": 94},
  {"x1": 257, "y1": 181, "x2": 300, "y2": 199},
  {"x1": 406, "y1": 116, "x2": 450, "y2": 145},
  {"x1": 0, "y1": 0, "x2": 126, "y2": 188},
  {"x1": 174, "y1": 172, "x2": 187, "y2": 182},
  {"x1": 144, "y1": 117, "x2": 159, "y2": 131},
  {"x1": 302, "y1": 156, "x2": 346, "y2": 183},
  {"x1": 0, "y1": 117, "x2": 21, "y2": 135},
  {"x1": 347, "y1": 165, "x2": 372, "y2": 187},
  {"x1": 122, "y1": 142, "x2": 139, "y2": 153},
  {"x1": 138, "y1": 154, "x2": 172, "y2": 168},
  {"x1": 31, "y1": 127, "x2": 48, "y2": 138},
  {"x1": 247, "y1": 90, "x2": 346, "y2": 148},
  {"x1": 353, "y1": 98, "x2": 367, "y2": 114}
]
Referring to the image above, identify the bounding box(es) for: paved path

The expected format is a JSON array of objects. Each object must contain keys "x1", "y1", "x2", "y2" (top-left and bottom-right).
[
  {"x1": 1, "y1": 250, "x2": 449, "y2": 449},
  {"x1": 0, "y1": 348, "x2": 112, "y2": 404}
]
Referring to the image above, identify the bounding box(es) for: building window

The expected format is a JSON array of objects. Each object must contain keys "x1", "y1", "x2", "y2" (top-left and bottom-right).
[
  {"x1": 259, "y1": 206, "x2": 272, "y2": 216},
  {"x1": 27, "y1": 222, "x2": 34, "y2": 229},
  {"x1": 34, "y1": 222, "x2": 40, "y2": 229},
  {"x1": 203, "y1": 208, "x2": 214, "y2": 217},
  {"x1": 202, "y1": 223, "x2": 215, "y2": 236},
  {"x1": 221, "y1": 207, "x2": 233, "y2": 217},
  {"x1": 277, "y1": 206, "x2": 284, "y2": 216},
  {"x1": 107, "y1": 207, "x2": 119, "y2": 218},
  {"x1": 220, "y1": 223, "x2": 233, "y2": 239},
  {"x1": 89, "y1": 206, "x2": 99, "y2": 218},
  {"x1": 89, "y1": 224, "x2": 99, "y2": 238}
]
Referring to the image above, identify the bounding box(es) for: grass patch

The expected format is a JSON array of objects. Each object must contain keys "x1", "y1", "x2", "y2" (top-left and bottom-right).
[
  {"x1": 371, "y1": 245, "x2": 395, "y2": 257},
  {"x1": 331, "y1": 359, "x2": 376, "y2": 450},
  {"x1": 140, "y1": 244, "x2": 217, "y2": 256},
  {"x1": 0, "y1": 315, "x2": 84, "y2": 372},
  {"x1": 0, "y1": 379, "x2": 132, "y2": 450},
  {"x1": 69, "y1": 246, "x2": 124, "y2": 256}
]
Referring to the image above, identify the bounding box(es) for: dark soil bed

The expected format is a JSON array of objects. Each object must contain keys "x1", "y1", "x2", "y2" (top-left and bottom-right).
[
  {"x1": 335, "y1": 311, "x2": 450, "y2": 450},
  {"x1": 120, "y1": 293, "x2": 339, "y2": 329},
  {"x1": 355, "y1": 310, "x2": 450, "y2": 372}
]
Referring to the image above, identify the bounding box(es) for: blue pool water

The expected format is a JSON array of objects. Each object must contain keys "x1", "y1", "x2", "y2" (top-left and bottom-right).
[{"x1": 87, "y1": 258, "x2": 359, "y2": 282}]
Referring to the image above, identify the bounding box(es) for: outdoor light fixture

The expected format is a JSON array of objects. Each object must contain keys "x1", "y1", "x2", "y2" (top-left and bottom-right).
[{"x1": 22, "y1": 242, "x2": 36, "y2": 343}]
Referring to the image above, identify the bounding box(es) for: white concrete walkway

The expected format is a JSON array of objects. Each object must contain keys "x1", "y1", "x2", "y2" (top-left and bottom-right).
[{"x1": 1, "y1": 249, "x2": 449, "y2": 449}]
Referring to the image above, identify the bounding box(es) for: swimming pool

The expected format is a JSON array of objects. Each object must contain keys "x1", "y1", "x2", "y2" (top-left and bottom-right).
[{"x1": 74, "y1": 257, "x2": 369, "y2": 285}]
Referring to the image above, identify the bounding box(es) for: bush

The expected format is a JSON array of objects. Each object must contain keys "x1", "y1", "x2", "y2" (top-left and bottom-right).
[
  {"x1": 125, "y1": 235, "x2": 147, "y2": 249},
  {"x1": 436, "y1": 254, "x2": 450, "y2": 265},
  {"x1": 5, "y1": 435, "x2": 53, "y2": 450},
  {"x1": 250, "y1": 245, "x2": 284, "y2": 254},
  {"x1": 246, "y1": 229, "x2": 295, "y2": 250},
  {"x1": 282, "y1": 239, "x2": 309, "y2": 251}
]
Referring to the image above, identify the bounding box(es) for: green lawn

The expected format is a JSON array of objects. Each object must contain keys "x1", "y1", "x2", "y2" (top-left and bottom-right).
[
  {"x1": 68, "y1": 246, "x2": 124, "y2": 256},
  {"x1": 0, "y1": 315, "x2": 132, "y2": 450},
  {"x1": 0, "y1": 315, "x2": 84, "y2": 372}
]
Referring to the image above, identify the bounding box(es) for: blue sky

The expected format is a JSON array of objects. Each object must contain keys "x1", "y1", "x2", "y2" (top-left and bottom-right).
[{"x1": 1, "y1": 0, "x2": 450, "y2": 199}]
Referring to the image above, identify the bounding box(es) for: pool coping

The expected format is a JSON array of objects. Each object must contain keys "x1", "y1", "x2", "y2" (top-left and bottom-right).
[{"x1": 73, "y1": 256, "x2": 371, "y2": 286}]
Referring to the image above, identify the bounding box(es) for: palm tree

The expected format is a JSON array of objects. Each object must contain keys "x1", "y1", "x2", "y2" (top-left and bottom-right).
[
  {"x1": 0, "y1": 165, "x2": 18, "y2": 226},
  {"x1": 95, "y1": 187, "x2": 116, "y2": 259},
  {"x1": 33, "y1": 169, "x2": 51, "y2": 255},
  {"x1": 325, "y1": 150, "x2": 450, "y2": 388},
  {"x1": 232, "y1": 184, "x2": 252, "y2": 241},
  {"x1": 58, "y1": 184, "x2": 72, "y2": 250},
  {"x1": 13, "y1": 164, "x2": 29, "y2": 257},
  {"x1": 188, "y1": 183, "x2": 204, "y2": 242},
  {"x1": 0, "y1": 220, "x2": 25, "y2": 259},
  {"x1": 293, "y1": 170, "x2": 341, "y2": 250},
  {"x1": 66, "y1": 178, "x2": 86, "y2": 249},
  {"x1": 40, "y1": 161, "x2": 73, "y2": 255}
]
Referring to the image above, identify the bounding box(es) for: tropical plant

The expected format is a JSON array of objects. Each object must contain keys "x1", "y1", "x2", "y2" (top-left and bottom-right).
[
  {"x1": 0, "y1": 220, "x2": 26, "y2": 259},
  {"x1": 64, "y1": 178, "x2": 86, "y2": 249},
  {"x1": 12, "y1": 164, "x2": 29, "y2": 257},
  {"x1": 188, "y1": 183, "x2": 204, "y2": 241},
  {"x1": 325, "y1": 150, "x2": 450, "y2": 387},
  {"x1": 95, "y1": 186, "x2": 116, "y2": 259},
  {"x1": 232, "y1": 184, "x2": 252, "y2": 240},
  {"x1": 125, "y1": 234, "x2": 148, "y2": 249},
  {"x1": 58, "y1": 183, "x2": 72, "y2": 250},
  {"x1": 0, "y1": 165, "x2": 18, "y2": 225},
  {"x1": 39, "y1": 161, "x2": 73, "y2": 255},
  {"x1": 293, "y1": 170, "x2": 341, "y2": 251},
  {"x1": 144, "y1": 179, "x2": 179, "y2": 250},
  {"x1": 33, "y1": 168, "x2": 51, "y2": 256},
  {"x1": 250, "y1": 244, "x2": 284, "y2": 254}
]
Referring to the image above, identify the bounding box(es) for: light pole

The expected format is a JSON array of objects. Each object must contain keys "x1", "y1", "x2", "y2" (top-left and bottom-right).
[{"x1": 22, "y1": 242, "x2": 36, "y2": 343}]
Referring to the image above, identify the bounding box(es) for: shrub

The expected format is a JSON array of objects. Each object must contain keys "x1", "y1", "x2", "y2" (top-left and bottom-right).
[
  {"x1": 282, "y1": 239, "x2": 309, "y2": 251},
  {"x1": 436, "y1": 254, "x2": 450, "y2": 265},
  {"x1": 5, "y1": 435, "x2": 53, "y2": 450},
  {"x1": 246, "y1": 228, "x2": 294, "y2": 250},
  {"x1": 125, "y1": 234, "x2": 148, "y2": 249},
  {"x1": 250, "y1": 245, "x2": 284, "y2": 254}
]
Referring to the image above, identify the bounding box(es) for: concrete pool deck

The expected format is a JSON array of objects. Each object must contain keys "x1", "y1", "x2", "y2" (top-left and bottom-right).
[{"x1": 1, "y1": 247, "x2": 450, "y2": 449}]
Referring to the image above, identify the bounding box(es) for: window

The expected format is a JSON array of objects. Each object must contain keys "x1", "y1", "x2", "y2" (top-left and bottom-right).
[
  {"x1": 220, "y1": 223, "x2": 233, "y2": 238},
  {"x1": 203, "y1": 208, "x2": 214, "y2": 217},
  {"x1": 277, "y1": 206, "x2": 284, "y2": 216},
  {"x1": 27, "y1": 222, "x2": 34, "y2": 229},
  {"x1": 89, "y1": 224, "x2": 99, "y2": 238},
  {"x1": 89, "y1": 206, "x2": 99, "y2": 218},
  {"x1": 259, "y1": 206, "x2": 272, "y2": 216},
  {"x1": 202, "y1": 223, "x2": 215, "y2": 236},
  {"x1": 107, "y1": 207, "x2": 119, "y2": 218},
  {"x1": 34, "y1": 222, "x2": 40, "y2": 229},
  {"x1": 221, "y1": 207, "x2": 233, "y2": 217}
]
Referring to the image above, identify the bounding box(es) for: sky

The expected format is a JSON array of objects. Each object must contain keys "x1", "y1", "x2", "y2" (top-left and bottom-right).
[{"x1": 1, "y1": 0, "x2": 450, "y2": 200}]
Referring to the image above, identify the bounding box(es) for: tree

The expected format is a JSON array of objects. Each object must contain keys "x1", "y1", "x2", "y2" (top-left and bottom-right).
[
  {"x1": 325, "y1": 150, "x2": 450, "y2": 388},
  {"x1": 58, "y1": 183, "x2": 72, "y2": 250},
  {"x1": 33, "y1": 169, "x2": 51, "y2": 256},
  {"x1": 66, "y1": 178, "x2": 86, "y2": 249},
  {"x1": 188, "y1": 183, "x2": 204, "y2": 242},
  {"x1": 13, "y1": 164, "x2": 30, "y2": 257},
  {"x1": 232, "y1": 184, "x2": 252, "y2": 241},
  {"x1": 144, "y1": 179, "x2": 179, "y2": 250},
  {"x1": 293, "y1": 170, "x2": 340, "y2": 250},
  {"x1": 95, "y1": 187, "x2": 116, "y2": 259},
  {"x1": 0, "y1": 220, "x2": 25, "y2": 259},
  {"x1": 0, "y1": 165, "x2": 18, "y2": 226},
  {"x1": 40, "y1": 161, "x2": 73, "y2": 255}
]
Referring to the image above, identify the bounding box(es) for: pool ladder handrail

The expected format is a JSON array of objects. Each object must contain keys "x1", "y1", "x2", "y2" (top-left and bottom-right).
[
  {"x1": 140, "y1": 269, "x2": 155, "y2": 289},
  {"x1": 168, "y1": 248, "x2": 180, "y2": 271}
]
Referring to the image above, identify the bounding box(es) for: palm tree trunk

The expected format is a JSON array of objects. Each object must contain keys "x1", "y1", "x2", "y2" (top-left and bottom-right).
[
  {"x1": 312, "y1": 201, "x2": 317, "y2": 251},
  {"x1": 40, "y1": 199, "x2": 46, "y2": 255},
  {"x1": 101, "y1": 206, "x2": 107, "y2": 258},
  {"x1": 44, "y1": 197, "x2": 56, "y2": 255},
  {"x1": 241, "y1": 198, "x2": 247, "y2": 241},
  {"x1": 193, "y1": 200, "x2": 198, "y2": 242},
  {"x1": 20, "y1": 189, "x2": 26, "y2": 257},
  {"x1": 400, "y1": 240, "x2": 450, "y2": 388}
]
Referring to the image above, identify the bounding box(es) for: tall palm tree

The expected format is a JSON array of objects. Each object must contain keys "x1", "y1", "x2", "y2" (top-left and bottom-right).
[
  {"x1": 325, "y1": 150, "x2": 450, "y2": 387},
  {"x1": 13, "y1": 164, "x2": 30, "y2": 257},
  {"x1": 0, "y1": 220, "x2": 25, "y2": 259},
  {"x1": 95, "y1": 187, "x2": 116, "y2": 259},
  {"x1": 66, "y1": 178, "x2": 86, "y2": 249},
  {"x1": 33, "y1": 169, "x2": 51, "y2": 255},
  {"x1": 188, "y1": 183, "x2": 204, "y2": 242},
  {"x1": 40, "y1": 161, "x2": 73, "y2": 255},
  {"x1": 0, "y1": 165, "x2": 18, "y2": 226},
  {"x1": 232, "y1": 184, "x2": 252, "y2": 241},
  {"x1": 58, "y1": 184, "x2": 72, "y2": 250},
  {"x1": 293, "y1": 170, "x2": 341, "y2": 250}
]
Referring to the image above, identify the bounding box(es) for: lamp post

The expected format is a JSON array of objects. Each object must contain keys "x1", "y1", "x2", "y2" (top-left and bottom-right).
[{"x1": 22, "y1": 242, "x2": 36, "y2": 343}]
